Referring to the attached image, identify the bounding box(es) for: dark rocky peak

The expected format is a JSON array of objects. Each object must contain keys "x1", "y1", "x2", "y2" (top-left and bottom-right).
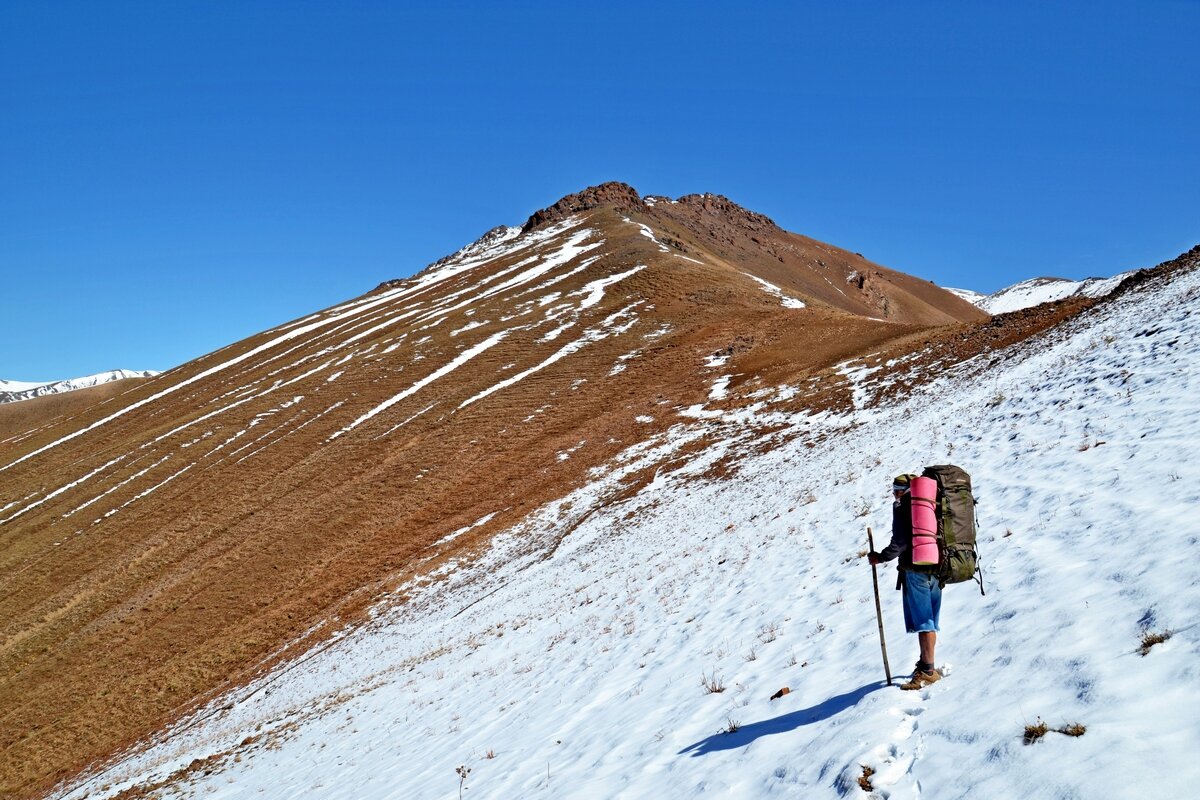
[
  {"x1": 521, "y1": 182, "x2": 644, "y2": 233},
  {"x1": 672, "y1": 192, "x2": 779, "y2": 233},
  {"x1": 377, "y1": 183, "x2": 799, "y2": 295}
]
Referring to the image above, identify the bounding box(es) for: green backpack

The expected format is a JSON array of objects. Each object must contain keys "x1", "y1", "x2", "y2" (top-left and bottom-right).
[{"x1": 921, "y1": 464, "x2": 984, "y2": 593}]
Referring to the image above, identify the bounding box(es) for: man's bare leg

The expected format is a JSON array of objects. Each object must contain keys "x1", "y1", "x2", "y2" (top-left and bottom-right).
[{"x1": 919, "y1": 631, "x2": 937, "y2": 668}]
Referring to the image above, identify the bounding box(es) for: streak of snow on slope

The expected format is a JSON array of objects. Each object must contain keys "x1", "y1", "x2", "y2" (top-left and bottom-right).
[
  {"x1": 742, "y1": 272, "x2": 807, "y2": 309},
  {"x1": 502, "y1": 255, "x2": 601, "y2": 304},
  {"x1": 0, "y1": 220, "x2": 584, "y2": 471},
  {"x1": 434, "y1": 512, "x2": 499, "y2": 547},
  {"x1": 430, "y1": 225, "x2": 523, "y2": 271},
  {"x1": 63, "y1": 455, "x2": 170, "y2": 519},
  {"x1": 101, "y1": 461, "x2": 194, "y2": 522},
  {"x1": 0, "y1": 454, "x2": 128, "y2": 524},
  {"x1": 0, "y1": 287, "x2": 420, "y2": 472},
  {"x1": 624, "y1": 217, "x2": 670, "y2": 253},
  {"x1": 451, "y1": 320, "x2": 487, "y2": 337},
  {"x1": 58, "y1": 266, "x2": 1200, "y2": 800},
  {"x1": 331, "y1": 331, "x2": 510, "y2": 439},
  {"x1": 708, "y1": 374, "x2": 732, "y2": 400},
  {"x1": 147, "y1": 362, "x2": 330, "y2": 446},
  {"x1": 373, "y1": 403, "x2": 434, "y2": 441},
  {"x1": 382, "y1": 222, "x2": 565, "y2": 303},
  {"x1": 575, "y1": 265, "x2": 645, "y2": 310},
  {"x1": 237, "y1": 401, "x2": 347, "y2": 461},
  {"x1": 704, "y1": 353, "x2": 730, "y2": 368},
  {"x1": 459, "y1": 304, "x2": 643, "y2": 409},
  {"x1": 225, "y1": 397, "x2": 306, "y2": 460},
  {"x1": 407, "y1": 227, "x2": 603, "y2": 328},
  {"x1": 608, "y1": 350, "x2": 641, "y2": 376}
]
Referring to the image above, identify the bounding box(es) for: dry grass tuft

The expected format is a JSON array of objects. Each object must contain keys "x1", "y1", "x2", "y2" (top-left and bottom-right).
[
  {"x1": 858, "y1": 764, "x2": 875, "y2": 791},
  {"x1": 722, "y1": 717, "x2": 741, "y2": 734},
  {"x1": 1023, "y1": 719, "x2": 1049, "y2": 745},
  {"x1": 1024, "y1": 719, "x2": 1088, "y2": 743},
  {"x1": 1138, "y1": 629, "x2": 1171, "y2": 656},
  {"x1": 700, "y1": 670, "x2": 726, "y2": 694},
  {"x1": 456, "y1": 764, "x2": 471, "y2": 800}
]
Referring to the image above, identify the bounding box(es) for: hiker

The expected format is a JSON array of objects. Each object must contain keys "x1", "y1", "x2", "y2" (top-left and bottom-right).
[{"x1": 869, "y1": 474, "x2": 942, "y2": 690}]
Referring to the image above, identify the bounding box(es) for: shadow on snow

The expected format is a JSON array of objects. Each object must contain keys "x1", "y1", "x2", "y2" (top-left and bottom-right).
[{"x1": 677, "y1": 681, "x2": 884, "y2": 757}]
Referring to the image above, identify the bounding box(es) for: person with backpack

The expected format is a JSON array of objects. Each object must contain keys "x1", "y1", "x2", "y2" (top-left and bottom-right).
[{"x1": 869, "y1": 473, "x2": 943, "y2": 690}]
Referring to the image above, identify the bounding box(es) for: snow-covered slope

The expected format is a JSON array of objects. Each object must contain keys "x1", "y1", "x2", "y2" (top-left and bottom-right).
[
  {"x1": 948, "y1": 272, "x2": 1136, "y2": 315},
  {"x1": 57, "y1": 258, "x2": 1199, "y2": 798},
  {"x1": 0, "y1": 369, "x2": 159, "y2": 404},
  {"x1": 945, "y1": 286, "x2": 986, "y2": 307}
]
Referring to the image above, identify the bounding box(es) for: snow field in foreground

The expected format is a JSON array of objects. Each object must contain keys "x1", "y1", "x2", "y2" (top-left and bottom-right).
[{"x1": 60, "y1": 267, "x2": 1200, "y2": 799}]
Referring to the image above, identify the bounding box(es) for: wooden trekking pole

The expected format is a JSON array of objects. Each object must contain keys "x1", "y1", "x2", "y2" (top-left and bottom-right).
[{"x1": 867, "y1": 527, "x2": 893, "y2": 685}]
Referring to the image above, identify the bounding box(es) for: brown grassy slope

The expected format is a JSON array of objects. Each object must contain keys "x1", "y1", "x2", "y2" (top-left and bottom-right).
[
  {"x1": 0, "y1": 190, "x2": 1076, "y2": 799},
  {"x1": 0, "y1": 379, "x2": 153, "y2": 442},
  {"x1": 640, "y1": 187, "x2": 987, "y2": 325}
]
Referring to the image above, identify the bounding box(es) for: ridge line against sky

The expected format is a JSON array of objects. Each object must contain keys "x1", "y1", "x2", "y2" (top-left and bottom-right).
[{"x1": 2, "y1": 1, "x2": 1197, "y2": 380}]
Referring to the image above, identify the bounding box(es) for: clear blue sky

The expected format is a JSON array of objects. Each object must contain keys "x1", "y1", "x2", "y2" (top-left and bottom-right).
[{"x1": 3, "y1": 1, "x2": 1197, "y2": 380}]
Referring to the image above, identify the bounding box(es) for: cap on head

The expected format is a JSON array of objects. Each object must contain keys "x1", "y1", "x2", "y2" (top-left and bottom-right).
[{"x1": 892, "y1": 474, "x2": 914, "y2": 493}]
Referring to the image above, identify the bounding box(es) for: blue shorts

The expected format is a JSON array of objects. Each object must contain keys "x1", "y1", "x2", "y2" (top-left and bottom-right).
[{"x1": 902, "y1": 571, "x2": 942, "y2": 633}]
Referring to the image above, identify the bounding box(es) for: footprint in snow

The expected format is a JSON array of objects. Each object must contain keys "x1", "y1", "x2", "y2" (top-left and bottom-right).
[
  {"x1": 841, "y1": 668, "x2": 948, "y2": 798},
  {"x1": 849, "y1": 705, "x2": 921, "y2": 800}
]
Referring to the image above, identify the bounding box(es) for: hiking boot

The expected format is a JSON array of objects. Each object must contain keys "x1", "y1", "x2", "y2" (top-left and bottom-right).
[
  {"x1": 900, "y1": 669, "x2": 941, "y2": 691},
  {"x1": 906, "y1": 660, "x2": 932, "y2": 680}
]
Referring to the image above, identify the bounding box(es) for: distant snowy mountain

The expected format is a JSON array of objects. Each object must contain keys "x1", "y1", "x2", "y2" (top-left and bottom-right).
[
  {"x1": 0, "y1": 369, "x2": 159, "y2": 404},
  {"x1": 948, "y1": 272, "x2": 1136, "y2": 315}
]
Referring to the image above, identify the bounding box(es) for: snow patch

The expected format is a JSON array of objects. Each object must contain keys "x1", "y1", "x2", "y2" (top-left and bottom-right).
[{"x1": 741, "y1": 272, "x2": 807, "y2": 309}]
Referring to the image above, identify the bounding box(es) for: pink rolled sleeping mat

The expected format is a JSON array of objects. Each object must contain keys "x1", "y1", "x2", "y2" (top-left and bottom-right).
[{"x1": 909, "y1": 476, "x2": 940, "y2": 566}]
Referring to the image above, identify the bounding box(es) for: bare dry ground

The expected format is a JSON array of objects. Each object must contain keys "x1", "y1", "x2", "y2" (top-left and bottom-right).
[{"x1": 0, "y1": 184, "x2": 1099, "y2": 799}]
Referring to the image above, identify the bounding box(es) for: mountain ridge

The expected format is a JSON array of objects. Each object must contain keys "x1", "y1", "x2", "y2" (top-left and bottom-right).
[
  {"x1": 383, "y1": 182, "x2": 985, "y2": 329},
  {"x1": 0, "y1": 185, "x2": 1155, "y2": 798},
  {"x1": 50, "y1": 243, "x2": 1200, "y2": 800},
  {"x1": 0, "y1": 370, "x2": 159, "y2": 405},
  {"x1": 949, "y1": 271, "x2": 1140, "y2": 315}
]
